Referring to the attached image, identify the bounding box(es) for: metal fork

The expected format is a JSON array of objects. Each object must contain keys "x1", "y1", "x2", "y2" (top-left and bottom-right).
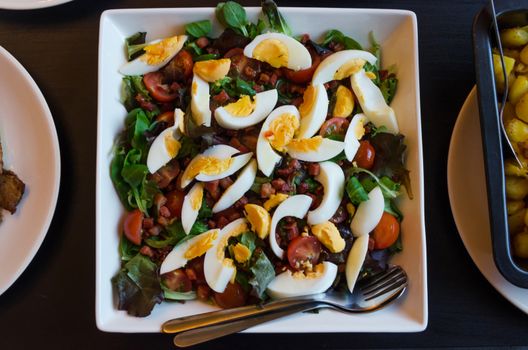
[{"x1": 163, "y1": 265, "x2": 408, "y2": 345}]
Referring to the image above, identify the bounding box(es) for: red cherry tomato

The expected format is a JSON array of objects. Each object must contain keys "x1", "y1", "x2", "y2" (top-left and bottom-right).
[
  {"x1": 143, "y1": 72, "x2": 178, "y2": 102},
  {"x1": 162, "y1": 269, "x2": 192, "y2": 292},
  {"x1": 214, "y1": 282, "x2": 248, "y2": 309},
  {"x1": 123, "y1": 209, "x2": 143, "y2": 245},
  {"x1": 283, "y1": 49, "x2": 321, "y2": 84},
  {"x1": 165, "y1": 189, "x2": 185, "y2": 219},
  {"x1": 353, "y1": 140, "x2": 376, "y2": 169},
  {"x1": 319, "y1": 117, "x2": 350, "y2": 138},
  {"x1": 372, "y1": 212, "x2": 400, "y2": 250},
  {"x1": 172, "y1": 50, "x2": 193, "y2": 80},
  {"x1": 287, "y1": 236, "x2": 321, "y2": 270}
]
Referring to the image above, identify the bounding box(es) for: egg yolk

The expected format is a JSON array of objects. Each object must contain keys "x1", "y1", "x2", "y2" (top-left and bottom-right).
[
  {"x1": 233, "y1": 243, "x2": 251, "y2": 263},
  {"x1": 334, "y1": 58, "x2": 366, "y2": 80},
  {"x1": 263, "y1": 193, "x2": 289, "y2": 211},
  {"x1": 193, "y1": 58, "x2": 231, "y2": 83},
  {"x1": 286, "y1": 136, "x2": 323, "y2": 152},
  {"x1": 184, "y1": 230, "x2": 218, "y2": 260},
  {"x1": 217, "y1": 222, "x2": 248, "y2": 261},
  {"x1": 265, "y1": 113, "x2": 300, "y2": 152},
  {"x1": 346, "y1": 203, "x2": 356, "y2": 217},
  {"x1": 365, "y1": 71, "x2": 377, "y2": 80},
  {"x1": 164, "y1": 133, "x2": 181, "y2": 158},
  {"x1": 141, "y1": 36, "x2": 181, "y2": 65},
  {"x1": 333, "y1": 85, "x2": 354, "y2": 118},
  {"x1": 311, "y1": 222, "x2": 346, "y2": 253},
  {"x1": 253, "y1": 39, "x2": 289, "y2": 68},
  {"x1": 244, "y1": 204, "x2": 271, "y2": 239},
  {"x1": 190, "y1": 186, "x2": 203, "y2": 211},
  {"x1": 184, "y1": 155, "x2": 234, "y2": 180},
  {"x1": 299, "y1": 85, "x2": 317, "y2": 117},
  {"x1": 292, "y1": 263, "x2": 325, "y2": 279},
  {"x1": 224, "y1": 95, "x2": 255, "y2": 117}
]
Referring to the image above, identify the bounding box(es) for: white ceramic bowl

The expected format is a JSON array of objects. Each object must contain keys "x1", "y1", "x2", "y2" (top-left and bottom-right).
[{"x1": 96, "y1": 7, "x2": 426, "y2": 333}]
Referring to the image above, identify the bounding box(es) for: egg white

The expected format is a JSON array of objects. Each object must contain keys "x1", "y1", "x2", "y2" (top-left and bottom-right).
[
  {"x1": 266, "y1": 261, "x2": 338, "y2": 299},
  {"x1": 146, "y1": 108, "x2": 184, "y2": 174},
  {"x1": 345, "y1": 234, "x2": 369, "y2": 293},
  {"x1": 350, "y1": 69, "x2": 399, "y2": 134},
  {"x1": 214, "y1": 89, "x2": 278, "y2": 130},
  {"x1": 212, "y1": 159, "x2": 257, "y2": 213},
  {"x1": 285, "y1": 137, "x2": 344, "y2": 162},
  {"x1": 269, "y1": 194, "x2": 312, "y2": 259},
  {"x1": 344, "y1": 113, "x2": 368, "y2": 161},
  {"x1": 181, "y1": 182, "x2": 204, "y2": 235},
  {"x1": 307, "y1": 161, "x2": 345, "y2": 225},
  {"x1": 191, "y1": 74, "x2": 212, "y2": 127},
  {"x1": 350, "y1": 186, "x2": 384, "y2": 237},
  {"x1": 297, "y1": 84, "x2": 329, "y2": 139}
]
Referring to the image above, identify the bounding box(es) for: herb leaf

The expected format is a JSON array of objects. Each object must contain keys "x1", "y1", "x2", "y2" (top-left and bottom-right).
[
  {"x1": 217, "y1": 1, "x2": 249, "y2": 37},
  {"x1": 249, "y1": 249, "x2": 275, "y2": 298},
  {"x1": 261, "y1": 0, "x2": 292, "y2": 36},
  {"x1": 185, "y1": 20, "x2": 212, "y2": 38},
  {"x1": 323, "y1": 29, "x2": 362, "y2": 50},
  {"x1": 161, "y1": 284, "x2": 197, "y2": 300},
  {"x1": 346, "y1": 176, "x2": 369, "y2": 205},
  {"x1": 125, "y1": 32, "x2": 147, "y2": 61}
]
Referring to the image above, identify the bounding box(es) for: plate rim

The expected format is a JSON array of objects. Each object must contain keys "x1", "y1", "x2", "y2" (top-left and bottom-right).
[
  {"x1": 0, "y1": 0, "x2": 72, "y2": 10},
  {"x1": 0, "y1": 45, "x2": 61, "y2": 295}
]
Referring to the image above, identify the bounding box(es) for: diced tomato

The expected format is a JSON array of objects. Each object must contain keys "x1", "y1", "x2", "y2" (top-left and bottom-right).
[
  {"x1": 372, "y1": 212, "x2": 400, "y2": 250},
  {"x1": 213, "y1": 282, "x2": 248, "y2": 309},
  {"x1": 165, "y1": 189, "x2": 185, "y2": 219},
  {"x1": 319, "y1": 117, "x2": 350, "y2": 138},
  {"x1": 143, "y1": 72, "x2": 179, "y2": 102},
  {"x1": 162, "y1": 269, "x2": 192, "y2": 292},
  {"x1": 353, "y1": 140, "x2": 376, "y2": 169},
  {"x1": 287, "y1": 236, "x2": 321, "y2": 270},
  {"x1": 123, "y1": 209, "x2": 143, "y2": 245},
  {"x1": 283, "y1": 49, "x2": 321, "y2": 84}
]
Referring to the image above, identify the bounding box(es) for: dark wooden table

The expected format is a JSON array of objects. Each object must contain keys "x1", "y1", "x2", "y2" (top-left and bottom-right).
[{"x1": 1, "y1": 0, "x2": 527, "y2": 348}]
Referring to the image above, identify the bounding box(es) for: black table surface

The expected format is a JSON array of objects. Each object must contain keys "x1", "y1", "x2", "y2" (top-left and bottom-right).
[{"x1": 2, "y1": 0, "x2": 527, "y2": 348}]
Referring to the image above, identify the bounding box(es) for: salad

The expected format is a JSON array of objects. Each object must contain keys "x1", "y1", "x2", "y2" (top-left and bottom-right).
[{"x1": 110, "y1": 0, "x2": 411, "y2": 317}]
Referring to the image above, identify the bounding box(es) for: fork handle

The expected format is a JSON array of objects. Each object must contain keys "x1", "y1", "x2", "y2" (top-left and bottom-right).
[
  {"x1": 173, "y1": 303, "x2": 317, "y2": 347},
  {"x1": 162, "y1": 296, "x2": 321, "y2": 333}
]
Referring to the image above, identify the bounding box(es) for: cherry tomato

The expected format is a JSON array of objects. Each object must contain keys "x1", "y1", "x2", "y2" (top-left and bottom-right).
[
  {"x1": 171, "y1": 50, "x2": 193, "y2": 80},
  {"x1": 287, "y1": 236, "x2": 321, "y2": 270},
  {"x1": 143, "y1": 72, "x2": 178, "y2": 102},
  {"x1": 372, "y1": 212, "x2": 400, "y2": 250},
  {"x1": 283, "y1": 49, "x2": 321, "y2": 84},
  {"x1": 123, "y1": 209, "x2": 143, "y2": 245},
  {"x1": 319, "y1": 117, "x2": 350, "y2": 138},
  {"x1": 162, "y1": 269, "x2": 192, "y2": 292},
  {"x1": 165, "y1": 189, "x2": 185, "y2": 219},
  {"x1": 214, "y1": 282, "x2": 248, "y2": 309},
  {"x1": 353, "y1": 140, "x2": 376, "y2": 169},
  {"x1": 155, "y1": 111, "x2": 175, "y2": 126}
]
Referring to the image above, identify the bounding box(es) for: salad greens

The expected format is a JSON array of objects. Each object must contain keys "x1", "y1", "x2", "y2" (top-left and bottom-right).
[
  {"x1": 261, "y1": 0, "x2": 292, "y2": 35},
  {"x1": 185, "y1": 20, "x2": 212, "y2": 38},
  {"x1": 125, "y1": 32, "x2": 147, "y2": 61},
  {"x1": 323, "y1": 29, "x2": 363, "y2": 50}
]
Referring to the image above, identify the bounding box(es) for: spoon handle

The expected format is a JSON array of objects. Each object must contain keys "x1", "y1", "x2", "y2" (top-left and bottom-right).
[
  {"x1": 173, "y1": 303, "x2": 316, "y2": 347},
  {"x1": 162, "y1": 296, "x2": 319, "y2": 333}
]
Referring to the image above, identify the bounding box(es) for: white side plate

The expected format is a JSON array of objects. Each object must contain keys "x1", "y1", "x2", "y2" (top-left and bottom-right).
[
  {"x1": 448, "y1": 87, "x2": 528, "y2": 313},
  {"x1": 0, "y1": 46, "x2": 60, "y2": 295},
  {"x1": 96, "y1": 7, "x2": 426, "y2": 333},
  {"x1": 0, "y1": 0, "x2": 71, "y2": 10}
]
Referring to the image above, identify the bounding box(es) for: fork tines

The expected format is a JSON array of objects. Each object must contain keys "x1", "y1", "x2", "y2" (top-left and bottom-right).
[{"x1": 360, "y1": 266, "x2": 408, "y2": 301}]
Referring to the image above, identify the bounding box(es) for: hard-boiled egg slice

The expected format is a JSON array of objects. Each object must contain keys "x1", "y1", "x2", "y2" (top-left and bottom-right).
[
  {"x1": 344, "y1": 113, "x2": 368, "y2": 161},
  {"x1": 269, "y1": 194, "x2": 312, "y2": 259},
  {"x1": 307, "y1": 161, "x2": 345, "y2": 225},
  {"x1": 332, "y1": 85, "x2": 354, "y2": 118},
  {"x1": 181, "y1": 182, "x2": 204, "y2": 235},
  {"x1": 244, "y1": 204, "x2": 271, "y2": 239},
  {"x1": 146, "y1": 108, "x2": 184, "y2": 173},
  {"x1": 350, "y1": 69, "x2": 399, "y2": 134},
  {"x1": 179, "y1": 145, "x2": 252, "y2": 188},
  {"x1": 257, "y1": 105, "x2": 300, "y2": 176},
  {"x1": 286, "y1": 136, "x2": 344, "y2": 162},
  {"x1": 312, "y1": 49, "x2": 377, "y2": 85},
  {"x1": 345, "y1": 234, "x2": 369, "y2": 293},
  {"x1": 204, "y1": 218, "x2": 248, "y2": 293},
  {"x1": 243, "y1": 33, "x2": 312, "y2": 71},
  {"x1": 159, "y1": 229, "x2": 219, "y2": 274},
  {"x1": 266, "y1": 261, "x2": 337, "y2": 299},
  {"x1": 213, "y1": 159, "x2": 257, "y2": 213},
  {"x1": 350, "y1": 186, "x2": 384, "y2": 237},
  {"x1": 191, "y1": 74, "x2": 212, "y2": 127},
  {"x1": 214, "y1": 89, "x2": 278, "y2": 130},
  {"x1": 119, "y1": 35, "x2": 187, "y2": 76},
  {"x1": 297, "y1": 84, "x2": 329, "y2": 139},
  {"x1": 193, "y1": 58, "x2": 231, "y2": 83}
]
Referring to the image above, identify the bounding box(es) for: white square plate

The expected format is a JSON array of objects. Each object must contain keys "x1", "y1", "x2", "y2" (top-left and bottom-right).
[{"x1": 96, "y1": 7, "x2": 426, "y2": 333}]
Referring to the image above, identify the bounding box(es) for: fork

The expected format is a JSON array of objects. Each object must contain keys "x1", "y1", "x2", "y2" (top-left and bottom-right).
[{"x1": 163, "y1": 265, "x2": 408, "y2": 343}]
